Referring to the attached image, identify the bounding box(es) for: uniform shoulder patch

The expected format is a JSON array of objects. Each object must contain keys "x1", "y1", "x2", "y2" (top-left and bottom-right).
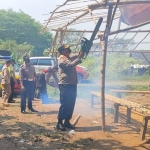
[{"x1": 59, "y1": 55, "x2": 67, "y2": 61}]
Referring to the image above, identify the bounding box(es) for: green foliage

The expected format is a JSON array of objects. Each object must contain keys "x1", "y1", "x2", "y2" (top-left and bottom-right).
[
  {"x1": 106, "y1": 53, "x2": 141, "y2": 79},
  {"x1": 82, "y1": 55, "x2": 101, "y2": 80},
  {"x1": 81, "y1": 53, "x2": 141, "y2": 81},
  {"x1": 108, "y1": 38, "x2": 135, "y2": 50},
  {"x1": 0, "y1": 9, "x2": 52, "y2": 56},
  {"x1": 0, "y1": 40, "x2": 34, "y2": 63}
]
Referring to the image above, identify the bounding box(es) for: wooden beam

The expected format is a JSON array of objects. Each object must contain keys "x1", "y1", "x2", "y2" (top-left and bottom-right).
[
  {"x1": 89, "y1": 1, "x2": 150, "y2": 10},
  {"x1": 50, "y1": 29, "x2": 150, "y2": 33},
  {"x1": 110, "y1": 21, "x2": 150, "y2": 35},
  {"x1": 141, "y1": 53, "x2": 150, "y2": 65},
  {"x1": 61, "y1": 10, "x2": 89, "y2": 29}
]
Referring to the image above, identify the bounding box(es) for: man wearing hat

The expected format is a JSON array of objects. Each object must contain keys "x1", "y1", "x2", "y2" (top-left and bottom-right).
[
  {"x1": 36, "y1": 66, "x2": 59, "y2": 104},
  {"x1": 1, "y1": 59, "x2": 12, "y2": 106},
  {"x1": 19, "y1": 53, "x2": 37, "y2": 113},
  {"x1": 56, "y1": 44, "x2": 88, "y2": 131},
  {"x1": 8, "y1": 59, "x2": 17, "y2": 103}
]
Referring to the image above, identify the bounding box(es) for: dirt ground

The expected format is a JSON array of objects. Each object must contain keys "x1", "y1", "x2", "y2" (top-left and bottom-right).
[{"x1": 0, "y1": 93, "x2": 150, "y2": 150}]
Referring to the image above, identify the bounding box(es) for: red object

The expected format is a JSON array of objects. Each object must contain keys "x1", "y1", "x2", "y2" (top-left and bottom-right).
[
  {"x1": 14, "y1": 83, "x2": 21, "y2": 94},
  {"x1": 75, "y1": 65, "x2": 89, "y2": 80},
  {"x1": 119, "y1": 4, "x2": 150, "y2": 26}
]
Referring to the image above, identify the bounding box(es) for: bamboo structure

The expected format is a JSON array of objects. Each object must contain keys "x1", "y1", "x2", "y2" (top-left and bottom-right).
[{"x1": 43, "y1": 0, "x2": 150, "y2": 131}]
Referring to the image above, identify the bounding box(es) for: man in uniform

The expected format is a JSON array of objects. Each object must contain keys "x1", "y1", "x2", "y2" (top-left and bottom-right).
[
  {"x1": 8, "y1": 59, "x2": 17, "y2": 103},
  {"x1": 19, "y1": 53, "x2": 37, "y2": 113},
  {"x1": 36, "y1": 66, "x2": 58, "y2": 104},
  {"x1": 1, "y1": 59, "x2": 12, "y2": 106},
  {"x1": 56, "y1": 44, "x2": 86, "y2": 131}
]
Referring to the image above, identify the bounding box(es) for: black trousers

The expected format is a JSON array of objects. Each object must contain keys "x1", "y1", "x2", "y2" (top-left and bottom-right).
[
  {"x1": 58, "y1": 84, "x2": 77, "y2": 121},
  {"x1": 8, "y1": 77, "x2": 15, "y2": 102},
  {"x1": 21, "y1": 80, "x2": 34, "y2": 111}
]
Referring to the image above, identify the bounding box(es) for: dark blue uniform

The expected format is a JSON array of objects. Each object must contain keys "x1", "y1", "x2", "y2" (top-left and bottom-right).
[
  {"x1": 57, "y1": 53, "x2": 82, "y2": 129},
  {"x1": 19, "y1": 63, "x2": 36, "y2": 112}
]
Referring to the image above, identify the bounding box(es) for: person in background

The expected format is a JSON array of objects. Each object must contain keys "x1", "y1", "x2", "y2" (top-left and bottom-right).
[
  {"x1": 19, "y1": 53, "x2": 37, "y2": 113},
  {"x1": 8, "y1": 59, "x2": 17, "y2": 103},
  {"x1": 36, "y1": 66, "x2": 58, "y2": 104},
  {"x1": 1, "y1": 59, "x2": 12, "y2": 106}
]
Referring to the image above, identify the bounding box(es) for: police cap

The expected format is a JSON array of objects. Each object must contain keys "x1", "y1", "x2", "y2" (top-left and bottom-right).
[
  {"x1": 22, "y1": 53, "x2": 30, "y2": 58},
  {"x1": 11, "y1": 59, "x2": 16, "y2": 64},
  {"x1": 58, "y1": 45, "x2": 71, "y2": 54},
  {"x1": 5, "y1": 59, "x2": 11, "y2": 64}
]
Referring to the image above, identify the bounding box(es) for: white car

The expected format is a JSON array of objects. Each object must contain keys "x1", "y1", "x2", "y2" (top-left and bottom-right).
[
  {"x1": 30, "y1": 57, "x2": 55, "y2": 73},
  {"x1": 30, "y1": 56, "x2": 89, "y2": 83}
]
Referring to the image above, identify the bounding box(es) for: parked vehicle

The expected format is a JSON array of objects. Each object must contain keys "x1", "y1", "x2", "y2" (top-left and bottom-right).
[
  {"x1": 0, "y1": 60, "x2": 21, "y2": 96},
  {"x1": 0, "y1": 50, "x2": 21, "y2": 96},
  {"x1": 30, "y1": 57, "x2": 89, "y2": 83},
  {"x1": 76, "y1": 65, "x2": 89, "y2": 83}
]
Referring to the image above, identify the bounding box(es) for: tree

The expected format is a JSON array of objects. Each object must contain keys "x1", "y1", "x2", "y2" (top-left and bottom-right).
[
  {"x1": 108, "y1": 38, "x2": 135, "y2": 51},
  {"x1": 0, "y1": 40, "x2": 34, "y2": 63},
  {"x1": 56, "y1": 29, "x2": 84, "y2": 52},
  {"x1": 0, "y1": 9, "x2": 53, "y2": 56}
]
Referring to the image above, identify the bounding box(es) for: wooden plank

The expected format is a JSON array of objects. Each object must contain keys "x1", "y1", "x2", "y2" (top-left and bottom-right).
[
  {"x1": 91, "y1": 92, "x2": 150, "y2": 115},
  {"x1": 140, "y1": 116, "x2": 149, "y2": 140},
  {"x1": 111, "y1": 89, "x2": 150, "y2": 94}
]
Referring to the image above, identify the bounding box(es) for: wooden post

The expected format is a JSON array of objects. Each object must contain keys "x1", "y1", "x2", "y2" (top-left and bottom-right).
[
  {"x1": 114, "y1": 103, "x2": 119, "y2": 123},
  {"x1": 126, "y1": 108, "x2": 131, "y2": 124},
  {"x1": 140, "y1": 116, "x2": 149, "y2": 140},
  {"x1": 100, "y1": 4, "x2": 113, "y2": 131},
  {"x1": 91, "y1": 94, "x2": 94, "y2": 108}
]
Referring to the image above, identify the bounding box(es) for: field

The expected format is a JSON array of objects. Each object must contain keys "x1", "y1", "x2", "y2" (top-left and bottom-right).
[{"x1": 0, "y1": 81, "x2": 150, "y2": 150}]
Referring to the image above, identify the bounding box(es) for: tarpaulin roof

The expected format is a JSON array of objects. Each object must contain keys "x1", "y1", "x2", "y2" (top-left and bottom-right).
[{"x1": 120, "y1": 4, "x2": 150, "y2": 26}]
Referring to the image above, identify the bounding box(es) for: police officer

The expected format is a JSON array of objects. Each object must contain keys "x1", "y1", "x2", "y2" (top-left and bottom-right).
[
  {"x1": 8, "y1": 59, "x2": 17, "y2": 103},
  {"x1": 1, "y1": 59, "x2": 12, "y2": 106},
  {"x1": 19, "y1": 53, "x2": 37, "y2": 113},
  {"x1": 36, "y1": 66, "x2": 58, "y2": 104},
  {"x1": 56, "y1": 44, "x2": 86, "y2": 131}
]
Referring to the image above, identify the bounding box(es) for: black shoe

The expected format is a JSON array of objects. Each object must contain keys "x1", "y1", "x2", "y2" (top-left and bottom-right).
[
  {"x1": 64, "y1": 122, "x2": 75, "y2": 129},
  {"x1": 29, "y1": 109, "x2": 38, "y2": 112},
  {"x1": 56, "y1": 123, "x2": 66, "y2": 131},
  {"x1": 8, "y1": 100, "x2": 15, "y2": 103},
  {"x1": 21, "y1": 110, "x2": 26, "y2": 114}
]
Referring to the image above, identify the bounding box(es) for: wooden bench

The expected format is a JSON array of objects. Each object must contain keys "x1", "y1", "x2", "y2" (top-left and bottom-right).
[
  {"x1": 91, "y1": 92, "x2": 150, "y2": 140},
  {"x1": 111, "y1": 89, "x2": 150, "y2": 99}
]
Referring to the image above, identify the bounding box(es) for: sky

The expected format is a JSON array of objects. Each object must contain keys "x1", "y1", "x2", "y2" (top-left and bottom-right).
[
  {"x1": 0, "y1": 0, "x2": 61, "y2": 23},
  {"x1": 0, "y1": 0, "x2": 149, "y2": 50}
]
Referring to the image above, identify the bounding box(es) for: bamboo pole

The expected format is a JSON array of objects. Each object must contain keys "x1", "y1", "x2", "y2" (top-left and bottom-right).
[
  {"x1": 110, "y1": 20, "x2": 150, "y2": 35},
  {"x1": 100, "y1": 3, "x2": 113, "y2": 131},
  {"x1": 61, "y1": 10, "x2": 89, "y2": 28},
  {"x1": 132, "y1": 32, "x2": 150, "y2": 51},
  {"x1": 50, "y1": 29, "x2": 150, "y2": 33},
  {"x1": 89, "y1": 0, "x2": 150, "y2": 10},
  {"x1": 120, "y1": 32, "x2": 139, "y2": 51},
  {"x1": 141, "y1": 53, "x2": 150, "y2": 65}
]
